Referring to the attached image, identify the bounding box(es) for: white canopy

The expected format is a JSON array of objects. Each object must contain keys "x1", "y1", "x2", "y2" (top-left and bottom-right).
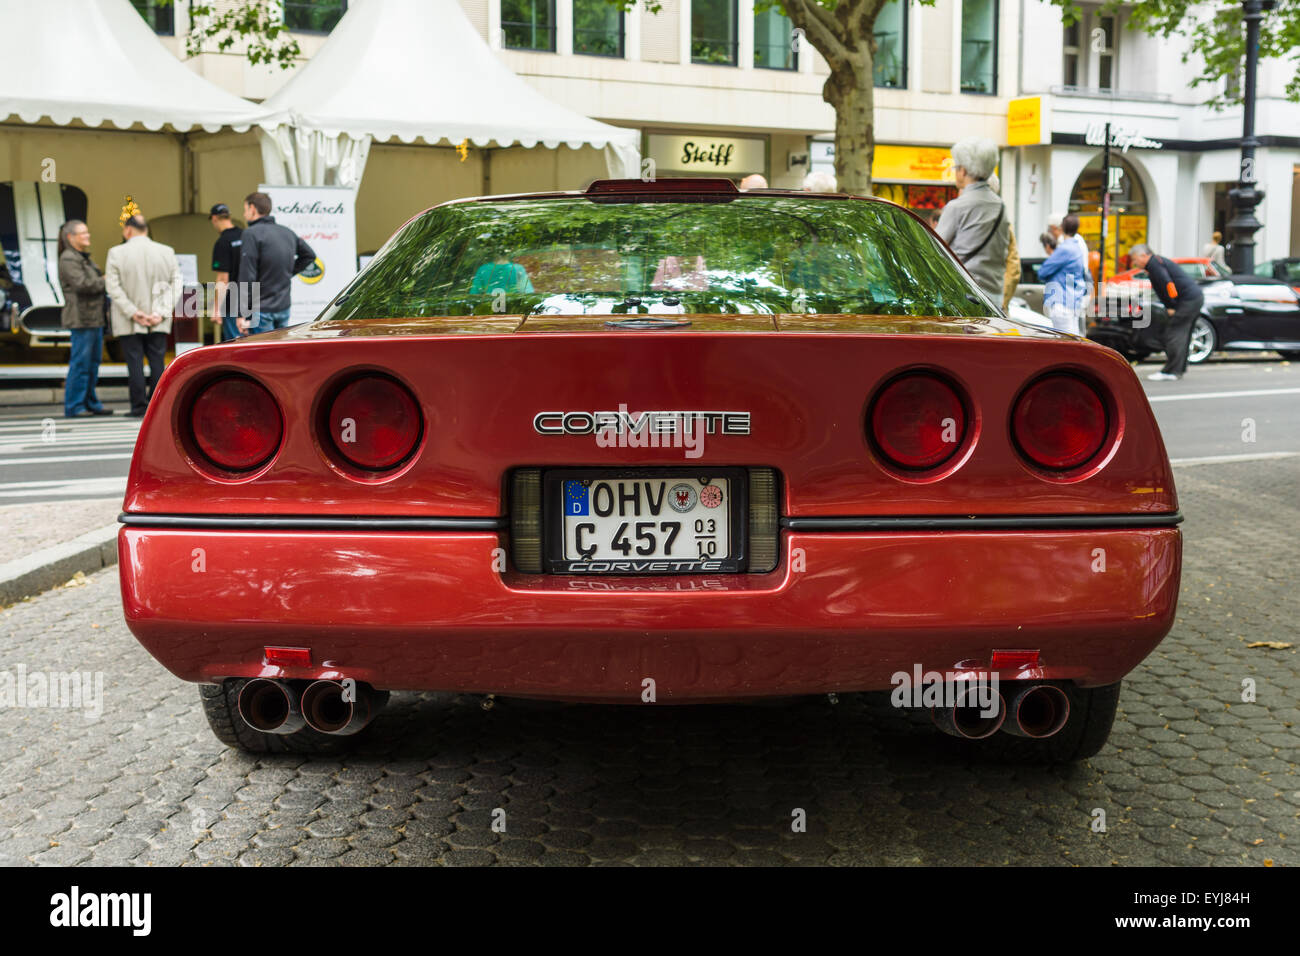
[
  {"x1": 258, "y1": 0, "x2": 640, "y2": 184},
  {"x1": 0, "y1": 0, "x2": 266, "y2": 133}
]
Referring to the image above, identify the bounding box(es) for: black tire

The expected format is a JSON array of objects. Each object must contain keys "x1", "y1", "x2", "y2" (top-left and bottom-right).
[
  {"x1": 1186, "y1": 317, "x2": 1217, "y2": 364},
  {"x1": 199, "y1": 679, "x2": 374, "y2": 754},
  {"x1": 980, "y1": 681, "x2": 1122, "y2": 763},
  {"x1": 1277, "y1": 350, "x2": 1300, "y2": 360},
  {"x1": 1129, "y1": 349, "x2": 1151, "y2": 362}
]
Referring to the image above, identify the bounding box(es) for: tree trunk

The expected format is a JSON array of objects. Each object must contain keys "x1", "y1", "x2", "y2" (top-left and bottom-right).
[{"x1": 824, "y1": 54, "x2": 876, "y2": 195}]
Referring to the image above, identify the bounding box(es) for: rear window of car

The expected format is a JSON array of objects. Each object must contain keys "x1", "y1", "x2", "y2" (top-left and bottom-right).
[
  {"x1": 323, "y1": 195, "x2": 993, "y2": 320},
  {"x1": 1019, "y1": 258, "x2": 1043, "y2": 284},
  {"x1": 1177, "y1": 262, "x2": 1206, "y2": 277}
]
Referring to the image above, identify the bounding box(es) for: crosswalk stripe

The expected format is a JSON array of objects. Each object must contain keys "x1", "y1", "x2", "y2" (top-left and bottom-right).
[{"x1": 0, "y1": 453, "x2": 134, "y2": 466}]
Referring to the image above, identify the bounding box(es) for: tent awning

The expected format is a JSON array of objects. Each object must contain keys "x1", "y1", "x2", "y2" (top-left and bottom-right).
[
  {"x1": 258, "y1": 0, "x2": 639, "y2": 154},
  {"x1": 0, "y1": 0, "x2": 268, "y2": 133}
]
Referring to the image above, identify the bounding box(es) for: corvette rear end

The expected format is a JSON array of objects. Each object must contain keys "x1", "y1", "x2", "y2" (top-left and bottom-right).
[{"x1": 119, "y1": 179, "x2": 1182, "y2": 760}]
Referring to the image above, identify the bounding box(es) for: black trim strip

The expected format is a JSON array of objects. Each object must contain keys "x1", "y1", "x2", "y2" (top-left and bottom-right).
[
  {"x1": 118, "y1": 514, "x2": 507, "y2": 531},
  {"x1": 783, "y1": 512, "x2": 1183, "y2": 531},
  {"x1": 1051, "y1": 132, "x2": 1300, "y2": 152}
]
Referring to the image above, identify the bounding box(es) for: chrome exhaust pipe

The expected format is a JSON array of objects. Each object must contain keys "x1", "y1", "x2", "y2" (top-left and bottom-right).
[
  {"x1": 237, "y1": 678, "x2": 306, "y2": 735},
  {"x1": 931, "y1": 683, "x2": 1006, "y2": 740},
  {"x1": 1002, "y1": 683, "x2": 1071, "y2": 738},
  {"x1": 300, "y1": 679, "x2": 382, "y2": 736}
]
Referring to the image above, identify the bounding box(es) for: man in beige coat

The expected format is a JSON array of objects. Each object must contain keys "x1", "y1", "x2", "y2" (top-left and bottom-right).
[{"x1": 105, "y1": 215, "x2": 181, "y2": 417}]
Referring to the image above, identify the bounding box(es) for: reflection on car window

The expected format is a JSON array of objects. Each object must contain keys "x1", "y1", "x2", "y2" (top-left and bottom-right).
[{"x1": 323, "y1": 196, "x2": 993, "y2": 320}]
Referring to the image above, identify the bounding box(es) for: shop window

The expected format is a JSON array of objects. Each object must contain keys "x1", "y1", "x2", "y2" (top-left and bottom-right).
[
  {"x1": 1070, "y1": 154, "x2": 1147, "y2": 277},
  {"x1": 1095, "y1": 15, "x2": 1115, "y2": 90},
  {"x1": 573, "y1": 0, "x2": 624, "y2": 57},
  {"x1": 874, "y1": 0, "x2": 907, "y2": 88},
  {"x1": 960, "y1": 0, "x2": 997, "y2": 94},
  {"x1": 130, "y1": 0, "x2": 174, "y2": 35},
  {"x1": 504, "y1": 0, "x2": 557, "y2": 52},
  {"x1": 284, "y1": 0, "x2": 348, "y2": 33},
  {"x1": 754, "y1": 8, "x2": 797, "y2": 71},
  {"x1": 691, "y1": 0, "x2": 738, "y2": 66}
]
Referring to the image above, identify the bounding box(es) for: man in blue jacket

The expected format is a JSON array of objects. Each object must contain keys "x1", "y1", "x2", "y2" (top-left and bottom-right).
[
  {"x1": 1129, "y1": 244, "x2": 1204, "y2": 381},
  {"x1": 238, "y1": 192, "x2": 316, "y2": 334},
  {"x1": 1037, "y1": 231, "x2": 1090, "y2": 335}
]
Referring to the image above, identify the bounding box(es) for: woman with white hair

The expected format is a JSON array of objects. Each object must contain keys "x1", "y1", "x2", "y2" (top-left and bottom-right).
[
  {"x1": 801, "y1": 170, "x2": 838, "y2": 193},
  {"x1": 934, "y1": 137, "x2": 1010, "y2": 306}
]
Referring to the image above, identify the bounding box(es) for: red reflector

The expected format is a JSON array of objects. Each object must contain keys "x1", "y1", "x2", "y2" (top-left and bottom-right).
[
  {"x1": 190, "y1": 376, "x2": 283, "y2": 471},
  {"x1": 1012, "y1": 374, "x2": 1108, "y2": 470},
  {"x1": 264, "y1": 646, "x2": 311, "y2": 667},
  {"x1": 870, "y1": 373, "x2": 966, "y2": 470},
  {"x1": 328, "y1": 375, "x2": 422, "y2": 470},
  {"x1": 991, "y1": 649, "x2": 1041, "y2": 669}
]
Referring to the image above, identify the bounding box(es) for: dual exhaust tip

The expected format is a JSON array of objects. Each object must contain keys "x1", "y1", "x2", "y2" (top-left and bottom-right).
[
  {"x1": 237, "y1": 678, "x2": 383, "y2": 736},
  {"x1": 931, "y1": 682, "x2": 1070, "y2": 741}
]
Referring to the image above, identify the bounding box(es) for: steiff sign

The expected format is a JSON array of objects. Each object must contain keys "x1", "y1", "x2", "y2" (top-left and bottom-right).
[
  {"x1": 1084, "y1": 122, "x2": 1163, "y2": 152},
  {"x1": 647, "y1": 134, "x2": 766, "y2": 175}
]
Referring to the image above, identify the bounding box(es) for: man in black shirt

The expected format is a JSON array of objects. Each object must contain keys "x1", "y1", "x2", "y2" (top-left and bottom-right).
[
  {"x1": 1129, "y1": 244, "x2": 1205, "y2": 381},
  {"x1": 209, "y1": 203, "x2": 245, "y2": 341}
]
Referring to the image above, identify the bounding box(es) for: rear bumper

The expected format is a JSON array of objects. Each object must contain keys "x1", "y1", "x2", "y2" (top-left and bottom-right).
[{"x1": 119, "y1": 526, "x2": 1181, "y2": 700}]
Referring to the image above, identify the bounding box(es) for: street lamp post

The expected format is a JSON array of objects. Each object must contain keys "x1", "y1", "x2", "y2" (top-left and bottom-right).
[{"x1": 1225, "y1": 0, "x2": 1272, "y2": 274}]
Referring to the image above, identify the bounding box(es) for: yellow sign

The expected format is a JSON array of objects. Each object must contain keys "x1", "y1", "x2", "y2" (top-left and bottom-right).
[
  {"x1": 1007, "y1": 97, "x2": 1044, "y2": 147},
  {"x1": 871, "y1": 145, "x2": 954, "y2": 183}
]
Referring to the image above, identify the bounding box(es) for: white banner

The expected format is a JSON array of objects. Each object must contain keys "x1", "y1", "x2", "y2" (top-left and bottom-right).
[{"x1": 259, "y1": 184, "x2": 358, "y2": 326}]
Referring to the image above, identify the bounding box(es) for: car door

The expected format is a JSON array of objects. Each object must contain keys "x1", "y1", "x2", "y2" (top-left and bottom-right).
[{"x1": 1230, "y1": 281, "x2": 1300, "y2": 347}]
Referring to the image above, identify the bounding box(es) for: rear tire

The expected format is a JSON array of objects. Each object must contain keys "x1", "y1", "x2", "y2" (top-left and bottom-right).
[
  {"x1": 981, "y1": 681, "x2": 1121, "y2": 763},
  {"x1": 1186, "y1": 317, "x2": 1216, "y2": 364},
  {"x1": 1277, "y1": 349, "x2": 1300, "y2": 360},
  {"x1": 199, "y1": 680, "x2": 373, "y2": 754}
]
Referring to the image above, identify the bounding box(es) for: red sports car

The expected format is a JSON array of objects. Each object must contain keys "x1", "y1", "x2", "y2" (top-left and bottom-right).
[{"x1": 119, "y1": 179, "x2": 1182, "y2": 761}]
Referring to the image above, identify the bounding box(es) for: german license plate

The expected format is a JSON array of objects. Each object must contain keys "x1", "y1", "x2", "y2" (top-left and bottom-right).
[{"x1": 544, "y1": 469, "x2": 747, "y2": 573}]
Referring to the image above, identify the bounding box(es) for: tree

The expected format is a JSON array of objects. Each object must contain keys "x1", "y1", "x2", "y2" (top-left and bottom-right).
[
  {"x1": 1052, "y1": 1, "x2": 1300, "y2": 108},
  {"x1": 614, "y1": 0, "x2": 935, "y2": 195},
  {"x1": 152, "y1": 0, "x2": 303, "y2": 69}
]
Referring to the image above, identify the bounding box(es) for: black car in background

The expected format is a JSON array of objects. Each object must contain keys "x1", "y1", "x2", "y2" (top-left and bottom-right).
[
  {"x1": 1088, "y1": 275, "x2": 1300, "y2": 364},
  {"x1": 1254, "y1": 258, "x2": 1300, "y2": 295}
]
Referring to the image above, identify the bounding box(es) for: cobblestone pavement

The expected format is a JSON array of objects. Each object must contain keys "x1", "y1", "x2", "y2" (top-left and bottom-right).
[{"x1": 0, "y1": 459, "x2": 1296, "y2": 867}]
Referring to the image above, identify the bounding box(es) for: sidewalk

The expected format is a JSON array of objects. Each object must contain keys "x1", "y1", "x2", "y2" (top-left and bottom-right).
[{"x1": 0, "y1": 497, "x2": 120, "y2": 605}]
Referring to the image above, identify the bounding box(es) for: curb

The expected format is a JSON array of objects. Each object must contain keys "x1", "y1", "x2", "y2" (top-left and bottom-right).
[
  {"x1": 0, "y1": 387, "x2": 131, "y2": 407},
  {"x1": 0, "y1": 523, "x2": 119, "y2": 606}
]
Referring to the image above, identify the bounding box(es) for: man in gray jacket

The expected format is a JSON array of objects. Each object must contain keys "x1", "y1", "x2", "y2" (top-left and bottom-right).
[
  {"x1": 57, "y1": 220, "x2": 112, "y2": 417},
  {"x1": 935, "y1": 137, "x2": 1010, "y2": 307},
  {"x1": 238, "y1": 191, "x2": 317, "y2": 334}
]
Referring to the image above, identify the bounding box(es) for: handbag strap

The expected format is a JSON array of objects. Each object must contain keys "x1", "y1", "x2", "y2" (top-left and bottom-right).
[{"x1": 960, "y1": 205, "x2": 1004, "y2": 264}]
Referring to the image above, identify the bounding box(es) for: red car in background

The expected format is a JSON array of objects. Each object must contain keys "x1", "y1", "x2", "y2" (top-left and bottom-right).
[
  {"x1": 1104, "y1": 256, "x2": 1225, "y2": 291},
  {"x1": 118, "y1": 179, "x2": 1182, "y2": 762}
]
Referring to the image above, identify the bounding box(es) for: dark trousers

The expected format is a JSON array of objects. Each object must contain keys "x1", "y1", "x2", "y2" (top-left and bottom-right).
[
  {"x1": 64, "y1": 327, "x2": 104, "y2": 416},
  {"x1": 119, "y1": 332, "x2": 167, "y2": 413},
  {"x1": 1160, "y1": 299, "x2": 1203, "y2": 376}
]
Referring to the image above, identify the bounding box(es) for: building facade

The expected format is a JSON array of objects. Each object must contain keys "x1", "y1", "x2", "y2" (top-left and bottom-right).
[{"x1": 1008, "y1": 0, "x2": 1300, "y2": 271}]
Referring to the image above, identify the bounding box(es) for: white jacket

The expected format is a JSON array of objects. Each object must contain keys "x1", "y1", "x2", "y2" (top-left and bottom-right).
[{"x1": 104, "y1": 235, "x2": 181, "y2": 337}]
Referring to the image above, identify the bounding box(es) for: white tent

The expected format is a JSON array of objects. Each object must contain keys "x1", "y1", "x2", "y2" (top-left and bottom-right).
[
  {"x1": 0, "y1": 0, "x2": 266, "y2": 132},
  {"x1": 257, "y1": 0, "x2": 640, "y2": 188}
]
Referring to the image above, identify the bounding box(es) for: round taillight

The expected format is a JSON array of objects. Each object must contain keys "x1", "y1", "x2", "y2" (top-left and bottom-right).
[
  {"x1": 190, "y1": 377, "x2": 282, "y2": 471},
  {"x1": 327, "y1": 375, "x2": 421, "y2": 470},
  {"x1": 1012, "y1": 374, "x2": 1108, "y2": 470},
  {"x1": 870, "y1": 373, "x2": 967, "y2": 470}
]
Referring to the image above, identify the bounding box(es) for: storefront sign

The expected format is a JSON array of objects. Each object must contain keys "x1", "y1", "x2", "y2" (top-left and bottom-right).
[
  {"x1": 260, "y1": 184, "x2": 358, "y2": 326},
  {"x1": 646, "y1": 134, "x2": 766, "y2": 175},
  {"x1": 1007, "y1": 97, "x2": 1048, "y2": 146},
  {"x1": 812, "y1": 141, "x2": 955, "y2": 183},
  {"x1": 1084, "y1": 122, "x2": 1163, "y2": 152}
]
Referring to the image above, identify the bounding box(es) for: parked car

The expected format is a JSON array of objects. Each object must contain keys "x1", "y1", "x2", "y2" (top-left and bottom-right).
[
  {"x1": 1015, "y1": 256, "x2": 1046, "y2": 314},
  {"x1": 1089, "y1": 274, "x2": 1300, "y2": 362},
  {"x1": 119, "y1": 178, "x2": 1183, "y2": 762},
  {"x1": 1253, "y1": 257, "x2": 1300, "y2": 296}
]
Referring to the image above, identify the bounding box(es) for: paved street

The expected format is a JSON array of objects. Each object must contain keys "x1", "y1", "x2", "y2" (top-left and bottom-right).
[
  {"x1": 0, "y1": 407, "x2": 140, "y2": 504},
  {"x1": 0, "y1": 454, "x2": 1295, "y2": 866}
]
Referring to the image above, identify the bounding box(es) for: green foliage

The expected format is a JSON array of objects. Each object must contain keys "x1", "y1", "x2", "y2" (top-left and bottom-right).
[
  {"x1": 1052, "y1": 0, "x2": 1300, "y2": 107},
  {"x1": 152, "y1": 0, "x2": 303, "y2": 69}
]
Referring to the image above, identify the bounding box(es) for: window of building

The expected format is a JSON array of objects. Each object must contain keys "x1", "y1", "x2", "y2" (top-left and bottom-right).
[
  {"x1": 573, "y1": 0, "x2": 624, "y2": 57},
  {"x1": 753, "y1": 8, "x2": 797, "y2": 70},
  {"x1": 284, "y1": 0, "x2": 348, "y2": 33},
  {"x1": 1062, "y1": 7, "x2": 1121, "y2": 92},
  {"x1": 503, "y1": 0, "x2": 557, "y2": 51},
  {"x1": 130, "y1": 0, "x2": 174, "y2": 35},
  {"x1": 873, "y1": 0, "x2": 907, "y2": 88},
  {"x1": 691, "y1": 0, "x2": 738, "y2": 66},
  {"x1": 960, "y1": 0, "x2": 997, "y2": 94},
  {"x1": 1063, "y1": 21, "x2": 1080, "y2": 87}
]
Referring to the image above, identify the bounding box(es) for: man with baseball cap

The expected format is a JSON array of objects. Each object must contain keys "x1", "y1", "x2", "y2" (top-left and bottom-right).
[{"x1": 209, "y1": 203, "x2": 245, "y2": 340}]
